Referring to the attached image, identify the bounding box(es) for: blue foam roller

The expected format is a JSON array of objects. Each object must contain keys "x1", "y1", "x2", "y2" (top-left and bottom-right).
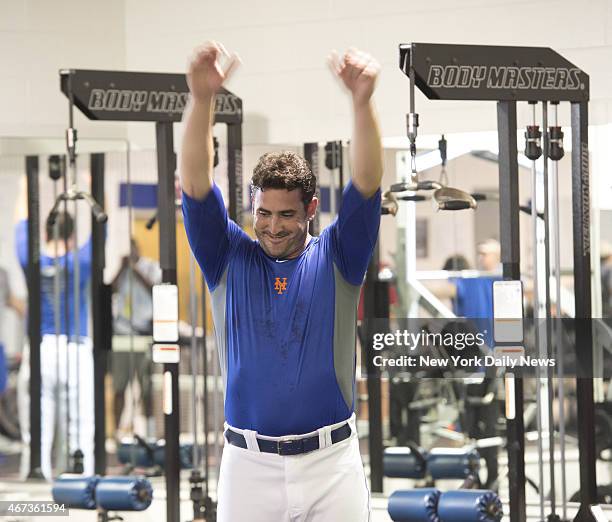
[
  {"x1": 388, "y1": 488, "x2": 441, "y2": 522},
  {"x1": 51, "y1": 476, "x2": 100, "y2": 509},
  {"x1": 153, "y1": 442, "x2": 193, "y2": 469},
  {"x1": 178, "y1": 443, "x2": 194, "y2": 469},
  {"x1": 437, "y1": 490, "x2": 503, "y2": 522},
  {"x1": 117, "y1": 440, "x2": 156, "y2": 467},
  {"x1": 384, "y1": 447, "x2": 428, "y2": 478},
  {"x1": 95, "y1": 476, "x2": 153, "y2": 511},
  {"x1": 427, "y1": 448, "x2": 480, "y2": 480}
]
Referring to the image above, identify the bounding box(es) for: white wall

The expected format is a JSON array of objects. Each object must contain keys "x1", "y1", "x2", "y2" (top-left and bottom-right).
[
  {"x1": 0, "y1": 0, "x2": 609, "y2": 294},
  {"x1": 1, "y1": 1, "x2": 611, "y2": 146},
  {"x1": 123, "y1": 0, "x2": 612, "y2": 148},
  {"x1": 0, "y1": 0, "x2": 127, "y2": 140}
]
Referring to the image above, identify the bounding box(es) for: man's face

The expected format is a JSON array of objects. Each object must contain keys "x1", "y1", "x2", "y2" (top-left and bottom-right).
[
  {"x1": 252, "y1": 188, "x2": 316, "y2": 259},
  {"x1": 477, "y1": 249, "x2": 500, "y2": 271}
]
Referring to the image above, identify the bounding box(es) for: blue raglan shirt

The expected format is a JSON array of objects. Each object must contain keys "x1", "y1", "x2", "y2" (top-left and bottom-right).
[
  {"x1": 452, "y1": 275, "x2": 502, "y2": 347},
  {"x1": 452, "y1": 276, "x2": 501, "y2": 319},
  {"x1": 183, "y1": 182, "x2": 381, "y2": 436},
  {"x1": 15, "y1": 220, "x2": 91, "y2": 338}
]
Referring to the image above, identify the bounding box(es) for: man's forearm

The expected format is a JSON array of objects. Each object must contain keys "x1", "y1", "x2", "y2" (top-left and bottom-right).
[
  {"x1": 350, "y1": 100, "x2": 383, "y2": 198},
  {"x1": 180, "y1": 95, "x2": 215, "y2": 200}
]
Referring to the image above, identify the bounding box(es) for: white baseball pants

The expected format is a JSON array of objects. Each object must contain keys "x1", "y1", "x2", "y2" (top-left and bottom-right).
[
  {"x1": 18, "y1": 335, "x2": 95, "y2": 480},
  {"x1": 217, "y1": 414, "x2": 370, "y2": 521}
]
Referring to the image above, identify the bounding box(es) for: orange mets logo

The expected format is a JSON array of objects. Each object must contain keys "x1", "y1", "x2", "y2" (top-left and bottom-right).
[{"x1": 274, "y1": 277, "x2": 288, "y2": 295}]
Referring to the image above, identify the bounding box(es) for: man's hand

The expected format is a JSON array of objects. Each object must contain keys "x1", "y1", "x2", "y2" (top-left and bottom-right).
[
  {"x1": 329, "y1": 49, "x2": 380, "y2": 106},
  {"x1": 187, "y1": 41, "x2": 240, "y2": 102},
  {"x1": 328, "y1": 48, "x2": 383, "y2": 197},
  {"x1": 181, "y1": 41, "x2": 239, "y2": 199}
]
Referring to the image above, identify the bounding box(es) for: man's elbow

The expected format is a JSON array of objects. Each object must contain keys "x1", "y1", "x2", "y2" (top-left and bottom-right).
[
  {"x1": 352, "y1": 176, "x2": 382, "y2": 199},
  {"x1": 180, "y1": 176, "x2": 212, "y2": 201}
]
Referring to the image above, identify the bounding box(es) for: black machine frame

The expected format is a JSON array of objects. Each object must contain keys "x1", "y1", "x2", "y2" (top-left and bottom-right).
[
  {"x1": 41, "y1": 68, "x2": 244, "y2": 522},
  {"x1": 390, "y1": 42, "x2": 594, "y2": 522},
  {"x1": 303, "y1": 140, "x2": 345, "y2": 236},
  {"x1": 25, "y1": 152, "x2": 109, "y2": 480},
  {"x1": 25, "y1": 155, "x2": 43, "y2": 479}
]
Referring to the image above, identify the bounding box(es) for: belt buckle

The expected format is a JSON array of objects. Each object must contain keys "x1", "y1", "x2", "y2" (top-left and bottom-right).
[{"x1": 277, "y1": 438, "x2": 303, "y2": 456}]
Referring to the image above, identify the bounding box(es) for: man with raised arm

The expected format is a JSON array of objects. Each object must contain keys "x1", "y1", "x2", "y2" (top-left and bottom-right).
[
  {"x1": 181, "y1": 41, "x2": 383, "y2": 521},
  {"x1": 14, "y1": 186, "x2": 94, "y2": 479}
]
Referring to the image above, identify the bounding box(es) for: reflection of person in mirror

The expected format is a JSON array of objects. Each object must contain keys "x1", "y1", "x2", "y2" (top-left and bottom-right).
[
  {"x1": 435, "y1": 240, "x2": 502, "y2": 490},
  {"x1": 111, "y1": 239, "x2": 162, "y2": 335},
  {"x1": 15, "y1": 206, "x2": 94, "y2": 480},
  {"x1": 434, "y1": 239, "x2": 501, "y2": 319},
  {"x1": 110, "y1": 239, "x2": 161, "y2": 436},
  {"x1": 442, "y1": 254, "x2": 471, "y2": 272}
]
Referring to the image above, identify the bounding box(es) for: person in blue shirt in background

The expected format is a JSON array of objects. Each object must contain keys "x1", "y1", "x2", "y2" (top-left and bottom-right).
[
  {"x1": 438, "y1": 239, "x2": 502, "y2": 489},
  {"x1": 450, "y1": 239, "x2": 502, "y2": 320},
  {"x1": 15, "y1": 197, "x2": 94, "y2": 480},
  {"x1": 180, "y1": 41, "x2": 383, "y2": 521}
]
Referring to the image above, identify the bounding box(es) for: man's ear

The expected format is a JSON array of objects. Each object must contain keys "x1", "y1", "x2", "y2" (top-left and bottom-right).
[
  {"x1": 251, "y1": 186, "x2": 259, "y2": 215},
  {"x1": 307, "y1": 196, "x2": 319, "y2": 220}
]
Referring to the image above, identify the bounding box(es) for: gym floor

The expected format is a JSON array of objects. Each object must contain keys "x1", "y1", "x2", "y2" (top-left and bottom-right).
[{"x1": 2, "y1": 425, "x2": 612, "y2": 521}]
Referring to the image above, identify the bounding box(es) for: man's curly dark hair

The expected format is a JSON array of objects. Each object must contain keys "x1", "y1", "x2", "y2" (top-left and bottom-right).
[{"x1": 251, "y1": 151, "x2": 317, "y2": 208}]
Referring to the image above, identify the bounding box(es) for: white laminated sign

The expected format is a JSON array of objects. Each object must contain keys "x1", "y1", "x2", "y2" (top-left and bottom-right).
[
  {"x1": 152, "y1": 284, "x2": 179, "y2": 343},
  {"x1": 493, "y1": 280, "x2": 524, "y2": 344}
]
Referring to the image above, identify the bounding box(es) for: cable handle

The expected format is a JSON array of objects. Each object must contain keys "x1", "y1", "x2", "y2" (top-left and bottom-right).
[
  {"x1": 524, "y1": 125, "x2": 543, "y2": 161},
  {"x1": 548, "y1": 125, "x2": 565, "y2": 161},
  {"x1": 407, "y1": 113, "x2": 419, "y2": 176}
]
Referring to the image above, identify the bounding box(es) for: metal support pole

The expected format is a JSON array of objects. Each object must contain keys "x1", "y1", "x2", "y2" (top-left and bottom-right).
[
  {"x1": 62, "y1": 153, "x2": 72, "y2": 471},
  {"x1": 190, "y1": 254, "x2": 200, "y2": 471},
  {"x1": 327, "y1": 141, "x2": 339, "y2": 217},
  {"x1": 549, "y1": 102, "x2": 568, "y2": 520},
  {"x1": 497, "y1": 101, "x2": 526, "y2": 522},
  {"x1": 571, "y1": 101, "x2": 599, "y2": 521},
  {"x1": 188, "y1": 252, "x2": 208, "y2": 521},
  {"x1": 304, "y1": 143, "x2": 320, "y2": 236},
  {"x1": 90, "y1": 152, "x2": 109, "y2": 475},
  {"x1": 63, "y1": 75, "x2": 76, "y2": 472},
  {"x1": 156, "y1": 121, "x2": 180, "y2": 522},
  {"x1": 201, "y1": 281, "x2": 210, "y2": 492},
  {"x1": 529, "y1": 102, "x2": 545, "y2": 521},
  {"x1": 226, "y1": 123, "x2": 243, "y2": 226},
  {"x1": 200, "y1": 274, "x2": 216, "y2": 521},
  {"x1": 70, "y1": 153, "x2": 82, "y2": 474},
  {"x1": 26, "y1": 155, "x2": 44, "y2": 479},
  {"x1": 51, "y1": 167, "x2": 62, "y2": 471},
  {"x1": 541, "y1": 102, "x2": 559, "y2": 522},
  {"x1": 364, "y1": 241, "x2": 385, "y2": 493},
  {"x1": 338, "y1": 142, "x2": 345, "y2": 198}
]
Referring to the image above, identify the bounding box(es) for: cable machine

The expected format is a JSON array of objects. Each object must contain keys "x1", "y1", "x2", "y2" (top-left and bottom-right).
[
  {"x1": 398, "y1": 42, "x2": 594, "y2": 522},
  {"x1": 59, "y1": 69, "x2": 243, "y2": 522}
]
